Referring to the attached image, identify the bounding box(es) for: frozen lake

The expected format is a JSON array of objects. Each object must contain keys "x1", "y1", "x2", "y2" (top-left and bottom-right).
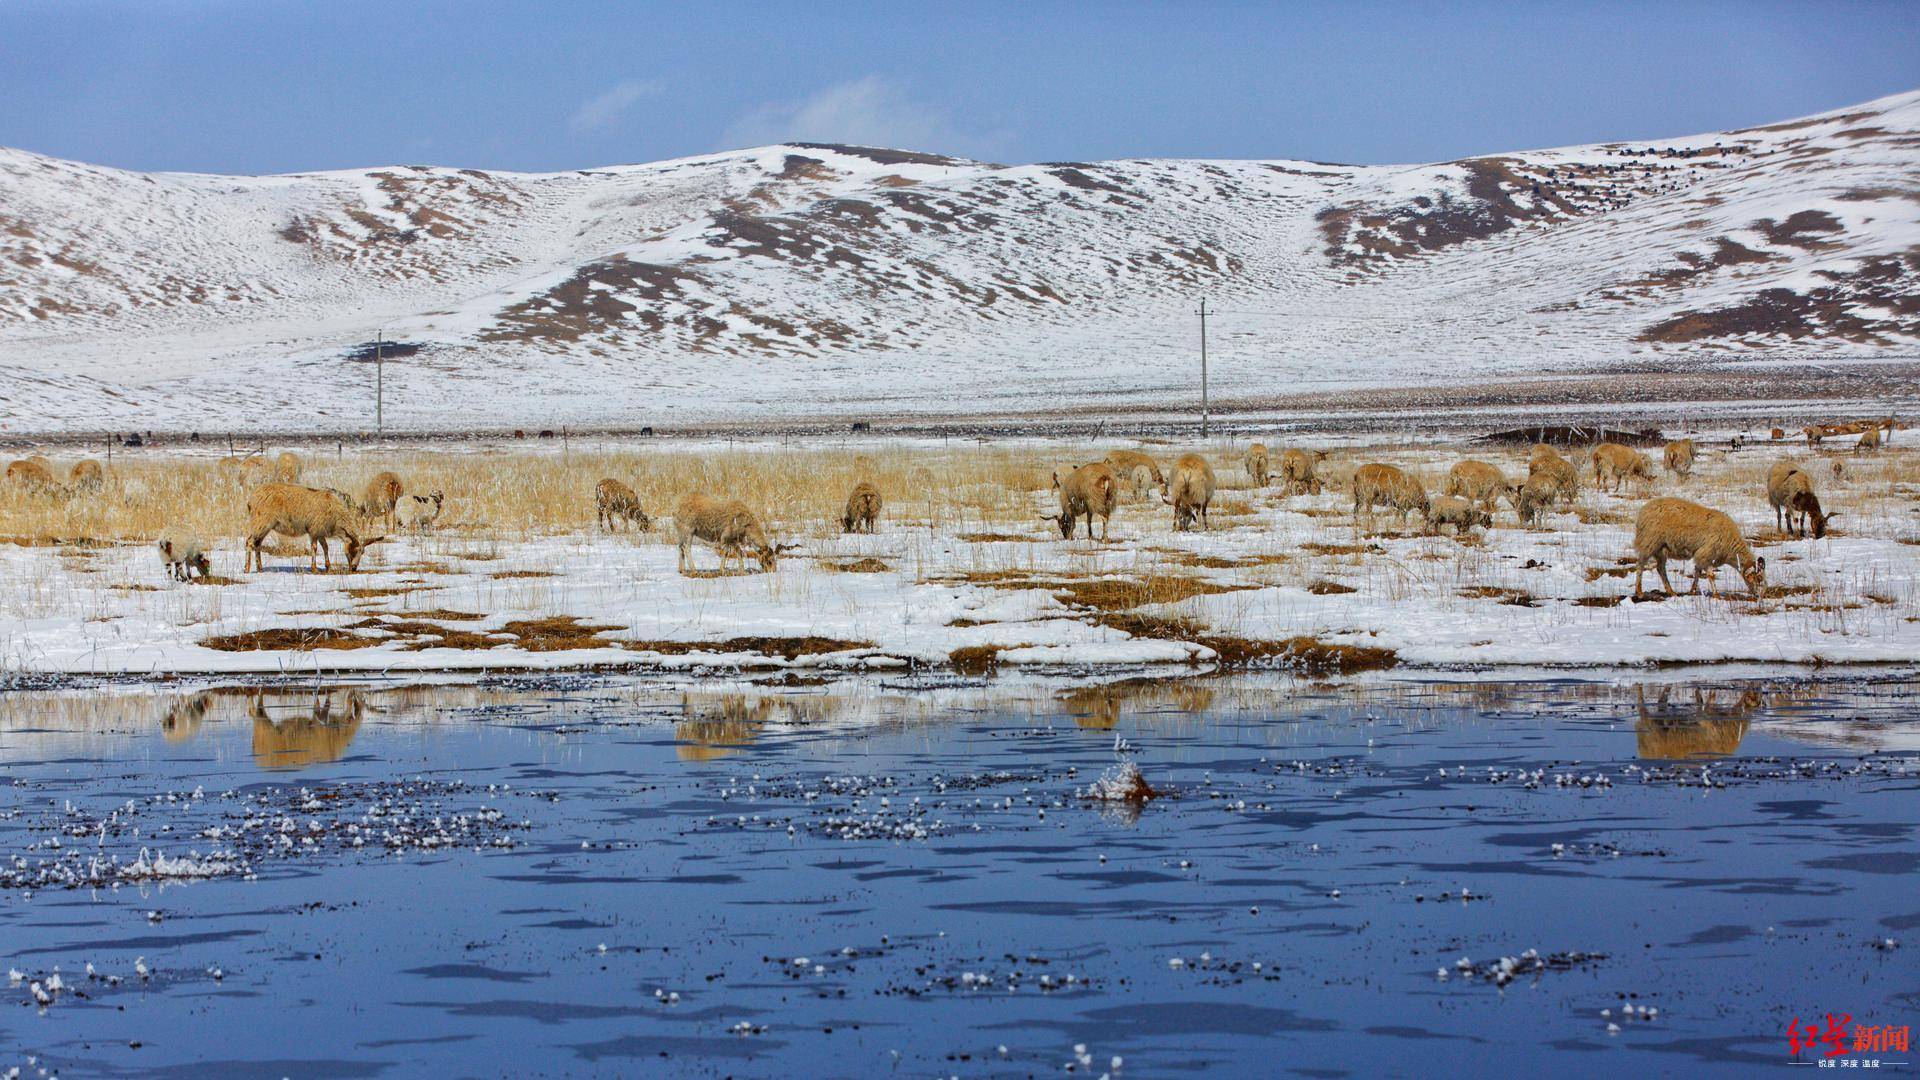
[{"x1": 2, "y1": 672, "x2": 1915, "y2": 1076}]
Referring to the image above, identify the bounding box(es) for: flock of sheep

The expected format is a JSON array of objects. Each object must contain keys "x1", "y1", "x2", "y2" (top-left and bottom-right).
[{"x1": 1, "y1": 423, "x2": 1892, "y2": 602}]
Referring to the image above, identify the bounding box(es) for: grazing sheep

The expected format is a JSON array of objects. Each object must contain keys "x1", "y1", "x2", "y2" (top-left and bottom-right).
[
  {"x1": 1509, "y1": 473, "x2": 1558, "y2": 526},
  {"x1": 1632, "y1": 497, "x2": 1766, "y2": 598},
  {"x1": 236, "y1": 456, "x2": 269, "y2": 487},
  {"x1": 68, "y1": 459, "x2": 105, "y2": 493},
  {"x1": 7, "y1": 457, "x2": 61, "y2": 495},
  {"x1": 1353, "y1": 463, "x2": 1428, "y2": 527},
  {"x1": 1425, "y1": 495, "x2": 1491, "y2": 535},
  {"x1": 1045, "y1": 462, "x2": 1121, "y2": 540},
  {"x1": 394, "y1": 491, "x2": 445, "y2": 533},
  {"x1": 1857, "y1": 424, "x2": 1881, "y2": 452},
  {"x1": 272, "y1": 451, "x2": 302, "y2": 483},
  {"x1": 1528, "y1": 446, "x2": 1581, "y2": 505},
  {"x1": 1769, "y1": 427, "x2": 1785, "y2": 441},
  {"x1": 156, "y1": 531, "x2": 212, "y2": 581},
  {"x1": 1591, "y1": 442, "x2": 1654, "y2": 492},
  {"x1": 595, "y1": 478, "x2": 651, "y2": 531},
  {"x1": 1663, "y1": 439, "x2": 1695, "y2": 477},
  {"x1": 362, "y1": 471, "x2": 404, "y2": 528},
  {"x1": 841, "y1": 481, "x2": 882, "y2": 533},
  {"x1": 1243, "y1": 443, "x2": 1270, "y2": 487},
  {"x1": 1443, "y1": 460, "x2": 1512, "y2": 510},
  {"x1": 1278, "y1": 448, "x2": 1328, "y2": 495},
  {"x1": 1102, "y1": 450, "x2": 1165, "y2": 500},
  {"x1": 244, "y1": 483, "x2": 386, "y2": 573},
  {"x1": 1766, "y1": 460, "x2": 1834, "y2": 538},
  {"x1": 1165, "y1": 454, "x2": 1216, "y2": 531},
  {"x1": 675, "y1": 493, "x2": 788, "y2": 573}
]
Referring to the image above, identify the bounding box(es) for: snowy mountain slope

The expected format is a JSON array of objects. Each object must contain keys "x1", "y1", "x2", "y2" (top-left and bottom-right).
[{"x1": 0, "y1": 92, "x2": 1915, "y2": 433}]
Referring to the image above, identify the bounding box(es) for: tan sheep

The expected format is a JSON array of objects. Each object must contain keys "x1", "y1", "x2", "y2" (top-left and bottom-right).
[
  {"x1": 1591, "y1": 442, "x2": 1654, "y2": 492},
  {"x1": 1278, "y1": 448, "x2": 1328, "y2": 495},
  {"x1": 595, "y1": 478, "x2": 651, "y2": 531},
  {"x1": 1528, "y1": 446, "x2": 1581, "y2": 505},
  {"x1": 1243, "y1": 443, "x2": 1270, "y2": 487},
  {"x1": 1045, "y1": 462, "x2": 1120, "y2": 540},
  {"x1": 1102, "y1": 450, "x2": 1165, "y2": 500},
  {"x1": 1443, "y1": 460, "x2": 1512, "y2": 510},
  {"x1": 1353, "y1": 463, "x2": 1428, "y2": 527},
  {"x1": 1165, "y1": 453, "x2": 1216, "y2": 531},
  {"x1": 1632, "y1": 497, "x2": 1766, "y2": 598},
  {"x1": 362, "y1": 471, "x2": 404, "y2": 528},
  {"x1": 273, "y1": 451, "x2": 302, "y2": 483},
  {"x1": 156, "y1": 531, "x2": 212, "y2": 581},
  {"x1": 1766, "y1": 460, "x2": 1834, "y2": 538},
  {"x1": 675, "y1": 493, "x2": 788, "y2": 574},
  {"x1": 6, "y1": 457, "x2": 61, "y2": 495},
  {"x1": 1424, "y1": 495, "x2": 1491, "y2": 535},
  {"x1": 1509, "y1": 473, "x2": 1558, "y2": 526},
  {"x1": 841, "y1": 481, "x2": 882, "y2": 534},
  {"x1": 1857, "y1": 424, "x2": 1881, "y2": 453},
  {"x1": 1663, "y1": 439, "x2": 1695, "y2": 477},
  {"x1": 244, "y1": 483, "x2": 385, "y2": 573},
  {"x1": 68, "y1": 459, "x2": 105, "y2": 493}
]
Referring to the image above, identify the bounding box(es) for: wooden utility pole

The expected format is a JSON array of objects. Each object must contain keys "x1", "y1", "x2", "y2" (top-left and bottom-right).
[
  {"x1": 375, "y1": 330, "x2": 384, "y2": 439},
  {"x1": 1197, "y1": 298, "x2": 1211, "y2": 438}
]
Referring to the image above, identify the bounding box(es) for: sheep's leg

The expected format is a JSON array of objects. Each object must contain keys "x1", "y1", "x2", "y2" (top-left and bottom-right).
[{"x1": 1654, "y1": 552, "x2": 1675, "y2": 595}]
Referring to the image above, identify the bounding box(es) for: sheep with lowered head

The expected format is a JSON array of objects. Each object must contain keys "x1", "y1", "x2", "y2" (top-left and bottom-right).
[
  {"x1": 1045, "y1": 462, "x2": 1120, "y2": 540},
  {"x1": 1592, "y1": 442, "x2": 1654, "y2": 492},
  {"x1": 841, "y1": 481, "x2": 882, "y2": 534},
  {"x1": 156, "y1": 531, "x2": 212, "y2": 581},
  {"x1": 1425, "y1": 495, "x2": 1492, "y2": 535},
  {"x1": 1528, "y1": 446, "x2": 1581, "y2": 505},
  {"x1": 1766, "y1": 460, "x2": 1834, "y2": 538},
  {"x1": 595, "y1": 478, "x2": 651, "y2": 531},
  {"x1": 1632, "y1": 497, "x2": 1766, "y2": 599},
  {"x1": 1165, "y1": 454, "x2": 1216, "y2": 531},
  {"x1": 244, "y1": 483, "x2": 386, "y2": 573},
  {"x1": 1278, "y1": 448, "x2": 1328, "y2": 495},
  {"x1": 1663, "y1": 439, "x2": 1695, "y2": 478},
  {"x1": 675, "y1": 493, "x2": 790, "y2": 574},
  {"x1": 1443, "y1": 460, "x2": 1512, "y2": 511},
  {"x1": 1243, "y1": 443, "x2": 1270, "y2": 487},
  {"x1": 1353, "y1": 463, "x2": 1428, "y2": 528}
]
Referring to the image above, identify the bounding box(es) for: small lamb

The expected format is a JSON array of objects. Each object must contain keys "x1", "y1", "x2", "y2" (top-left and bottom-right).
[
  {"x1": 157, "y1": 532, "x2": 212, "y2": 581},
  {"x1": 1425, "y1": 495, "x2": 1492, "y2": 535},
  {"x1": 394, "y1": 491, "x2": 445, "y2": 533}
]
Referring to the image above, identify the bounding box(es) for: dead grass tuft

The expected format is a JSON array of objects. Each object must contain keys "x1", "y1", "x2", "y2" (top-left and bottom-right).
[
  {"x1": 499, "y1": 616, "x2": 624, "y2": 651},
  {"x1": 1307, "y1": 580, "x2": 1358, "y2": 595},
  {"x1": 1093, "y1": 612, "x2": 1398, "y2": 674},
  {"x1": 822, "y1": 557, "x2": 891, "y2": 573},
  {"x1": 1302, "y1": 541, "x2": 1386, "y2": 556},
  {"x1": 201, "y1": 627, "x2": 378, "y2": 652},
  {"x1": 490, "y1": 570, "x2": 558, "y2": 580},
  {"x1": 1052, "y1": 574, "x2": 1250, "y2": 611}
]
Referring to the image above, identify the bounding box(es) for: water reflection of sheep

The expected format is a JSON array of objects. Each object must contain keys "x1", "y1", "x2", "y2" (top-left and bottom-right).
[
  {"x1": 251, "y1": 690, "x2": 365, "y2": 769},
  {"x1": 1634, "y1": 685, "x2": 1758, "y2": 759},
  {"x1": 1060, "y1": 679, "x2": 1216, "y2": 730}
]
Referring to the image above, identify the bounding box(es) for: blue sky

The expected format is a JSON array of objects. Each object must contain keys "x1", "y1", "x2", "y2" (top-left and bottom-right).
[{"x1": 2, "y1": 0, "x2": 1915, "y2": 174}]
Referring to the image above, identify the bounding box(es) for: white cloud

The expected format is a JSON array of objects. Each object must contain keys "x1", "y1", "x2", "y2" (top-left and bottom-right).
[
  {"x1": 721, "y1": 76, "x2": 998, "y2": 157},
  {"x1": 569, "y1": 79, "x2": 663, "y2": 135}
]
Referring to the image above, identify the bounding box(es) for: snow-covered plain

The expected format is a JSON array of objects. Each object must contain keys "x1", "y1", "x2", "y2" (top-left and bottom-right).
[
  {"x1": 1, "y1": 91, "x2": 1916, "y2": 433},
  {"x1": 4, "y1": 439, "x2": 1915, "y2": 676}
]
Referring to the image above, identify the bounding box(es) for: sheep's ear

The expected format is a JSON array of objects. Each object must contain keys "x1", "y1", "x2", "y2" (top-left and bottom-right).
[
  {"x1": 159, "y1": 539, "x2": 173, "y2": 558},
  {"x1": 1755, "y1": 556, "x2": 1767, "y2": 571}
]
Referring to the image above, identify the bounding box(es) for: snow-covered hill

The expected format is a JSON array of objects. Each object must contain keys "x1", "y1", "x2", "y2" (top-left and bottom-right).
[{"x1": 2, "y1": 91, "x2": 1916, "y2": 434}]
